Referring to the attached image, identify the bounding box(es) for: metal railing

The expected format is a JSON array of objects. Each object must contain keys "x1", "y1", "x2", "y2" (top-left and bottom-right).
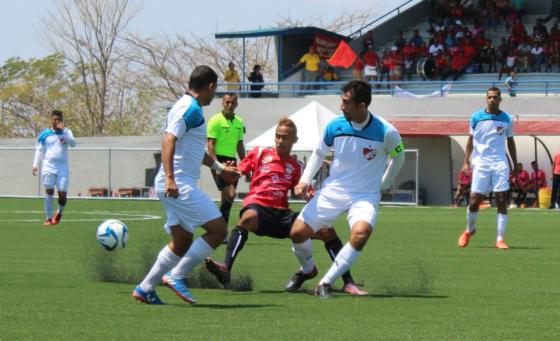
[{"x1": 218, "y1": 79, "x2": 560, "y2": 97}]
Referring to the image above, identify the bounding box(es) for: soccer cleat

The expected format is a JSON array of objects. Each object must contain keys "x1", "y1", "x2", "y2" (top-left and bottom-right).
[
  {"x1": 43, "y1": 218, "x2": 53, "y2": 226},
  {"x1": 204, "y1": 257, "x2": 231, "y2": 285},
  {"x1": 285, "y1": 266, "x2": 318, "y2": 292},
  {"x1": 495, "y1": 240, "x2": 509, "y2": 249},
  {"x1": 458, "y1": 229, "x2": 476, "y2": 248},
  {"x1": 343, "y1": 282, "x2": 368, "y2": 296},
  {"x1": 162, "y1": 272, "x2": 196, "y2": 304},
  {"x1": 132, "y1": 286, "x2": 164, "y2": 305},
  {"x1": 315, "y1": 282, "x2": 334, "y2": 299},
  {"x1": 52, "y1": 212, "x2": 62, "y2": 225}
]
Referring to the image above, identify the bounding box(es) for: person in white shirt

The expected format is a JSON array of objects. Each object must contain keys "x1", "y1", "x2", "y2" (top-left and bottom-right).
[
  {"x1": 288, "y1": 80, "x2": 405, "y2": 298},
  {"x1": 32, "y1": 110, "x2": 76, "y2": 225},
  {"x1": 458, "y1": 87, "x2": 519, "y2": 250},
  {"x1": 531, "y1": 43, "x2": 545, "y2": 72},
  {"x1": 132, "y1": 65, "x2": 241, "y2": 305}
]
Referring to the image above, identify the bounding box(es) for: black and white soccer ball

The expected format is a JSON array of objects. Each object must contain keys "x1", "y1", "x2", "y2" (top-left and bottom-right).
[{"x1": 96, "y1": 219, "x2": 128, "y2": 251}]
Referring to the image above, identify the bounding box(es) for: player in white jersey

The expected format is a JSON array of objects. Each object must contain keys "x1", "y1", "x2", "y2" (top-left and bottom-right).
[
  {"x1": 32, "y1": 110, "x2": 76, "y2": 226},
  {"x1": 132, "y1": 66, "x2": 241, "y2": 305},
  {"x1": 288, "y1": 80, "x2": 405, "y2": 298},
  {"x1": 458, "y1": 87, "x2": 518, "y2": 250}
]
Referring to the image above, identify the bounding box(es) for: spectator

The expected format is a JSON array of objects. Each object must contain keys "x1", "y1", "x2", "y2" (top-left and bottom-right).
[
  {"x1": 429, "y1": 40, "x2": 445, "y2": 56},
  {"x1": 402, "y1": 41, "x2": 418, "y2": 81},
  {"x1": 531, "y1": 43, "x2": 545, "y2": 72},
  {"x1": 394, "y1": 30, "x2": 406, "y2": 51},
  {"x1": 452, "y1": 168, "x2": 472, "y2": 207},
  {"x1": 480, "y1": 39, "x2": 497, "y2": 73},
  {"x1": 363, "y1": 45, "x2": 380, "y2": 83},
  {"x1": 409, "y1": 29, "x2": 424, "y2": 48},
  {"x1": 389, "y1": 46, "x2": 404, "y2": 83},
  {"x1": 362, "y1": 31, "x2": 375, "y2": 54},
  {"x1": 353, "y1": 57, "x2": 364, "y2": 80},
  {"x1": 516, "y1": 38, "x2": 532, "y2": 73},
  {"x1": 504, "y1": 70, "x2": 518, "y2": 97},
  {"x1": 530, "y1": 160, "x2": 548, "y2": 207},
  {"x1": 499, "y1": 49, "x2": 517, "y2": 80},
  {"x1": 296, "y1": 46, "x2": 321, "y2": 91},
  {"x1": 417, "y1": 41, "x2": 430, "y2": 59},
  {"x1": 442, "y1": 48, "x2": 469, "y2": 81},
  {"x1": 223, "y1": 62, "x2": 241, "y2": 91},
  {"x1": 512, "y1": 163, "x2": 532, "y2": 208},
  {"x1": 379, "y1": 49, "x2": 391, "y2": 90},
  {"x1": 434, "y1": 49, "x2": 449, "y2": 78},
  {"x1": 248, "y1": 64, "x2": 264, "y2": 98},
  {"x1": 550, "y1": 150, "x2": 560, "y2": 209},
  {"x1": 319, "y1": 65, "x2": 339, "y2": 87}
]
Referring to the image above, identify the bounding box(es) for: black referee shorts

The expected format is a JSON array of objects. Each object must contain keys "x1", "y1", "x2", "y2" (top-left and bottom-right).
[{"x1": 212, "y1": 155, "x2": 238, "y2": 190}]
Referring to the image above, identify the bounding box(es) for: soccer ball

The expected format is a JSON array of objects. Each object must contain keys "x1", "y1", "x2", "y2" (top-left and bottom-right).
[{"x1": 96, "y1": 219, "x2": 128, "y2": 251}]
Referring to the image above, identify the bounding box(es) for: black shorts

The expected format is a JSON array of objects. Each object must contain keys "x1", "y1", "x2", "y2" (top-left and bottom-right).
[
  {"x1": 212, "y1": 155, "x2": 238, "y2": 191},
  {"x1": 240, "y1": 204, "x2": 298, "y2": 239}
]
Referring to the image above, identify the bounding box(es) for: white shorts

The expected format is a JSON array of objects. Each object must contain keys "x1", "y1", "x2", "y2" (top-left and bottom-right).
[
  {"x1": 364, "y1": 65, "x2": 378, "y2": 76},
  {"x1": 42, "y1": 173, "x2": 69, "y2": 192},
  {"x1": 471, "y1": 163, "x2": 510, "y2": 195},
  {"x1": 157, "y1": 184, "x2": 221, "y2": 234},
  {"x1": 297, "y1": 187, "x2": 378, "y2": 232}
]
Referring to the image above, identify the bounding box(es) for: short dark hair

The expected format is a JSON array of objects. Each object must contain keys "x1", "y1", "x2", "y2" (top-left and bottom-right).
[
  {"x1": 277, "y1": 116, "x2": 297, "y2": 137},
  {"x1": 223, "y1": 92, "x2": 238, "y2": 98},
  {"x1": 341, "y1": 80, "x2": 372, "y2": 108},
  {"x1": 52, "y1": 110, "x2": 63, "y2": 119},
  {"x1": 487, "y1": 86, "x2": 501, "y2": 97},
  {"x1": 189, "y1": 65, "x2": 218, "y2": 91}
]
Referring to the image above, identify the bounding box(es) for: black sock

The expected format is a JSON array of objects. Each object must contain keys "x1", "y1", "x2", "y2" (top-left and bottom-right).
[
  {"x1": 324, "y1": 237, "x2": 354, "y2": 285},
  {"x1": 224, "y1": 226, "x2": 248, "y2": 271},
  {"x1": 220, "y1": 201, "x2": 233, "y2": 224}
]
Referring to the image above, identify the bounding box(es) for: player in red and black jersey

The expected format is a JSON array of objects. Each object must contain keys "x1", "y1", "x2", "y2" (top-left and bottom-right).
[{"x1": 205, "y1": 117, "x2": 367, "y2": 295}]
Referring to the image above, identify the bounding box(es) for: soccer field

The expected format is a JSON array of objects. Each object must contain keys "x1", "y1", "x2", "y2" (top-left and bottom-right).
[{"x1": 1, "y1": 198, "x2": 559, "y2": 340}]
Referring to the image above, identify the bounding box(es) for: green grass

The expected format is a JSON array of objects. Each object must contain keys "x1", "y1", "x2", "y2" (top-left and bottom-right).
[{"x1": 1, "y1": 198, "x2": 559, "y2": 340}]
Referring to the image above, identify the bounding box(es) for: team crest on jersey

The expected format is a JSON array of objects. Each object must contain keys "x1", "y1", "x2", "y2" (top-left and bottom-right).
[
  {"x1": 496, "y1": 126, "x2": 505, "y2": 135},
  {"x1": 262, "y1": 154, "x2": 273, "y2": 163},
  {"x1": 285, "y1": 163, "x2": 294, "y2": 174},
  {"x1": 363, "y1": 146, "x2": 377, "y2": 160}
]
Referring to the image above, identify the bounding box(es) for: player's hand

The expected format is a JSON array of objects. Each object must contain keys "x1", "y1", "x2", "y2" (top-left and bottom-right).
[
  {"x1": 306, "y1": 185, "x2": 316, "y2": 201},
  {"x1": 222, "y1": 166, "x2": 242, "y2": 178},
  {"x1": 461, "y1": 162, "x2": 470, "y2": 172},
  {"x1": 55, "y1": 121, "x2": 65, "y2": 131},
  {"x1": 164, "y1": 177, "x2": 179, "y2": 199},
  {"x1": 294, "y1": 182, "x2": 310, "y2": 200},
  {"x1": 32, "y1": 167, "x2": 38, "y2": 176}
]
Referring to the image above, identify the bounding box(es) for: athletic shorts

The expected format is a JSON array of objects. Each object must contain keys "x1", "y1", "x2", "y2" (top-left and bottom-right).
[
  {"x1": 471, "y1": 163, "x2": 510, "y2": 195},
  {"x1": 157, "y1": 184, "x2": 221, "y2": 234},
  {"x1": 297, "y1": 187, "x2": 378, "y2": 232},
  {"x1": 240, "y1": 204, "x2": 296, "y2": 239},
  {"x1": 212, "y1": 155, "x2": 238, "y2": 191},
  {"x1": 363, "y1": 65, "x2": 378, "y2": 76},
  {"x1": 42, "y1": 172, "x2": 68, "y2": 192}
]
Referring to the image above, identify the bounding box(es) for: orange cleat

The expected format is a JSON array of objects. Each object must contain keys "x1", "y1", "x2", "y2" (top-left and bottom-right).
[
  {"x1": 495, "y1": 240, "x2": 509, "y2": 249},
  {"x1": 52, "y1": 212, "x2": 62, "y2": 225},
  {"x1": 343, "y1": 283, "x2": 368, "y2": 296},
  {"x1": 43, "y1": 218, "x2": 53, "y2": 226},
  {"x1": 458, "y1": 230, "x2": 476, "y2": 247}
]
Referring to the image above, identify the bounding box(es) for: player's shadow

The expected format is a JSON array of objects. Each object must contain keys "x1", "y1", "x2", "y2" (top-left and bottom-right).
[
  {"x1": 474, "y1": 246, "x2": 541, "y2": 250},
  {"x1": 178, "y1": 303, "x2": 278, "y2": 309},
  {"x1": 369, "y1": 294, "x2": 448, "y2": 299},
  {"x1": 258, "y1": 289, "x2": 311, "y2": 295}
]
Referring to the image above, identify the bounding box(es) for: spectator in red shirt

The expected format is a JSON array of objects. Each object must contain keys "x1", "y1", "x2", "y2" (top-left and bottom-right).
[
  {"x1": 363, "y1": 45, "x2": 380, "y2": 82},
  {"x1": 512, "y1": 163, "x2": 531, "y2": 208},
  {"x1": 434, "y1": 50, "x2": 449, "y2": 77},
  {"x1": 204, "y1": 117, "x2": 367, "y2": 295},
  {"x1": 531, "y1": 161, "x2": 548, "y2": 189},
  {"x1": 402, "y1": 41, "x2": 418, "y2": 81},
  {"x1": 389, "y1": 46, "x2": 404, "y2": 82},
  {"x1": 452, "y1": 168, "x2": 472, "y2": 207},
  {"x1": 353, "y1": 57, "x2": 364, "y2": 80},
  {"x1": 550, "y1": 151, "x2": 560, "y2": 209},
  {"x1": 442, "y1": 48, "x2": 470, "y2": 80}
]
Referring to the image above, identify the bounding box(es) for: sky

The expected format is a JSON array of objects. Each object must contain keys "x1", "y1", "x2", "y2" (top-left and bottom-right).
[{"x1": 0, "y1": 0, "x2": 405, "y2": 63}]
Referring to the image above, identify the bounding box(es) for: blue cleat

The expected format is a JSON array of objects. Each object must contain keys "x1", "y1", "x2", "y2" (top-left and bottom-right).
[
  {"x1": 132, "y1": 286, "x2": 165, "y2": 305},
  {"x1": 162, "y1": 272, "x2": 196, "y2": 304}
]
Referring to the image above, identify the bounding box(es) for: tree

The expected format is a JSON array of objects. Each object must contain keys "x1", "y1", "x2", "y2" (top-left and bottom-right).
[{"x1": 39, "y1": 0, "x2": 140, "y2": 136}]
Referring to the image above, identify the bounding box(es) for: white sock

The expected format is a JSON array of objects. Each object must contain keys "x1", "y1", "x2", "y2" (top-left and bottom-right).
[
  {"x1": 497, "y1": 214, "x2": 508, "y2": 241},
  {"x1": 44, "y1": 195, "x2": 54, "y2": 219},
  {"x1": 57, "y1": 205, "x2": 65, "y2": 214},
  {"x1": 170, "y1": 238, "x2": 213, "y2": 278},
  {"x1": 466, "y1": 209, "x2": 478, "y2": 233},
  {"x1": 292, "y1": 239, "x2": 315, "y2": 274},
  {"x1": 319, "y1": 243, "x2": 361, "y2": 285},
  {"x1": 139, "y1": 246, "x2": 181, "y2": 292}
]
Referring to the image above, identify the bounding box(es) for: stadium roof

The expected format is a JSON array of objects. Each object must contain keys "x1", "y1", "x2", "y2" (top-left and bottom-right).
[
  {"x1": 215, "y1": 26, "x2": 348, "y2": 40},
  {"x1": 393, "y1": 120, "x2": 560, "y2": 137}
]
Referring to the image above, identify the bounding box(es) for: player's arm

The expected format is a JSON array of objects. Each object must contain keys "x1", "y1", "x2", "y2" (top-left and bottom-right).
[
  {"x1": 161, "y1": 132, "x2": 179, "y2": 198},
  {"x1": 202, "y1": 152, "x2": 241, "y2": 178},
  {"x1": 296, "y1": 141, "x2": 328, "y2": 198},
  {"x1": 463, "y1": 135, "x2": 474, "y2": 171},
  {"x1": 236, "y1": 140, "x2": 250, "y2": 182},
  {"x1": 381, "y1": 131, "x2": 405, "y2": 190},
  {"x1": 32, "y1": 141, "x2": 45, "y2": 176},
  {"x1": 206, "y1": 138, "x2": 218, "y2": 161},
  {"x1": 64, "y1": 128, "x2": 76, "y2": 147},
  {"x1": 507, "y1": 136, "x2": 518, "y2": 178}
]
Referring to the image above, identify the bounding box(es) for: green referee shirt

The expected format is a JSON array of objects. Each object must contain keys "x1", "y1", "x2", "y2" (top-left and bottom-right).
[{"x1": 207, "y1": 112, "x2": 245, "y2": 158}]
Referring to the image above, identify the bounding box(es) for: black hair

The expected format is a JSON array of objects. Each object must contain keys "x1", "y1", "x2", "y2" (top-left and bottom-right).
[
  {"x1": 52, "y1": 110, "x2": 63, "y2": 120},
  {"x1": 487, "y1": 86, "x2": 502, "y2": 97},
  {"x1": 188, "y1": 65, "x2": 218, "y2": 91},
  {"x1": 341, "y1": 80, "x2": 372, "y2": 108}
]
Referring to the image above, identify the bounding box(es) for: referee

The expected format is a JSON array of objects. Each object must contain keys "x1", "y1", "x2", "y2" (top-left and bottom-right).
[{"x1": 207, "y1": 92, "x2": 247, "y2": 230}]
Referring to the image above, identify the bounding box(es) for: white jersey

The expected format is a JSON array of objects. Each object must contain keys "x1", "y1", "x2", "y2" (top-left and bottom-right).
[
  {"x1": 469, "y1": 109, "x2": 513, "y2": 168},
  {"x1": 317, "y1": 114, "x2": 402, "y2": 196},
  {"x1": 33, "y1": 128, "x2": 76, "y2": 175},
  {"x1": 155, "y1": 94, "x2": 207, "y2": 190}
]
